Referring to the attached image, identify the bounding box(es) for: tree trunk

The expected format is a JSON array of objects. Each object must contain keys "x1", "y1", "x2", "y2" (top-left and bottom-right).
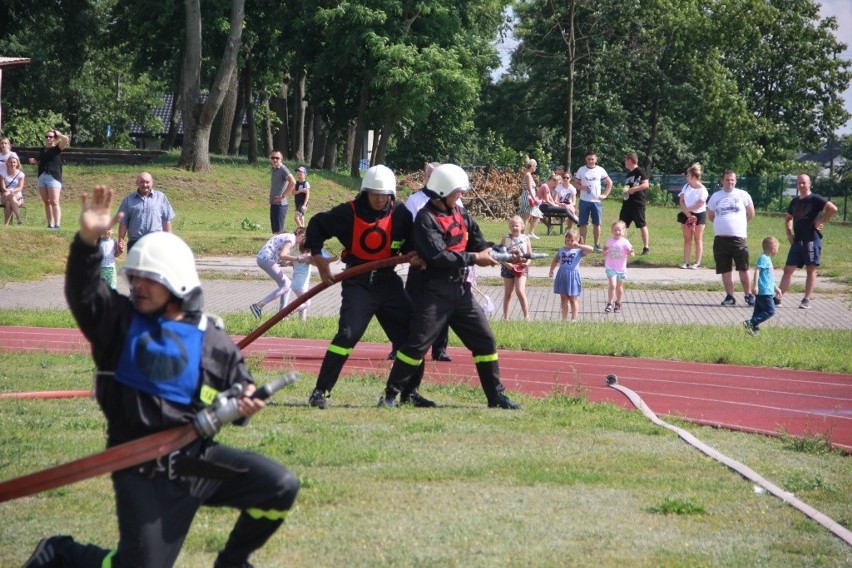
[
  {"x1": 564, "y1": 0, "x2": 577, "y2": 171},
  {"x1": 644, "y1": 95, "x2": 660, "y2": 175},
  {"x1": 349, "y1": 85, "x2": 369, "y2": 177},
  {"x1": 262, "y1": 97, "x2": 273, "y2": 156},
  {"x1": 323, "y1": 127, "x2": 338, "y2": 170},
  {"x1": 177, "y1": 0, "x2": 246, "y2": 172},
  {"x1": 373, "y1": 110, "x2": 397, "y2": 165},
  {"x1": 228, "y1": 70, "x2": 244, "y2": 155},
  {"x1": 270, "y1": 79, "x2": 290, "y2": 157},
  {"x1": 291, "y1": 66, "x2": 307, "y2": 162},
  {"x1": 304, "y1": 105, "x2": 314, "y2": 166},
  {"x1": 311, "y1": 108, "x2": 326, "y2": 169},
  {"x1": 162, "y1": 90, "x2": 182, "y2": 151},
  {"x1": 210, "y1": 65, "x2": 239, "y2": 155},
  {"x1": 244, "y1": 53, "x2": 257, "y2": 164}
]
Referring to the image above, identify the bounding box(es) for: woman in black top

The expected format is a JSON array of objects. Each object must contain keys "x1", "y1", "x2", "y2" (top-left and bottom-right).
[{"x1": 29, "y1": 128, "x2": 69, "y2": 229}]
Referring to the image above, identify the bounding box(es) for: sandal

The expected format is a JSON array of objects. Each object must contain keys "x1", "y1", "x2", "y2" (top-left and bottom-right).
[
  {"x1": 604, "y1": 303, "x2": 613, "y2": 313},
  {"x1": 613, "y1": 303, "x2": 622, "y2": 313}
]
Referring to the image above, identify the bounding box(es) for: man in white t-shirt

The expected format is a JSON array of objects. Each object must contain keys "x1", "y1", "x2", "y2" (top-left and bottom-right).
[
  {"x1": 571, "y1": 151, "x2": 612, "y2": 252},
  {"x1": 707, "y1": 170, "x2": 756, "y2": 306}
]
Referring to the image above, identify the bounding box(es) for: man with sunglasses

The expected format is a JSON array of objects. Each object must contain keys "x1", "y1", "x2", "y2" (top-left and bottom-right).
[{"x1": 269, "y1": 151, "x2": 295, "y2": 234}]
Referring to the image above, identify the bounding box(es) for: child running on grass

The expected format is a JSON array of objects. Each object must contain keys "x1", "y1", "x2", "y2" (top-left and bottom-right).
[
  {"x1": 603, "y1": 220, "x2": 635, "y2": 313},
  {"x1": 743, "y1": 236, "x2": 782, "y2": 335},
  {"x1": 499, "y1": 216, "x2": 532, "y2": 320},
  {"x1": 284, "y1": 235, "x2": 338, "y2": 321},
  {"x1": 549, "y1": 230, "x2": 594, "y2": 321}
]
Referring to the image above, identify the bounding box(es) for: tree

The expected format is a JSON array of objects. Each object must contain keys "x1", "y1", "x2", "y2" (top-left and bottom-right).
[{"x1": 176, "y1": 0, "x2": 245, "y2": 172}]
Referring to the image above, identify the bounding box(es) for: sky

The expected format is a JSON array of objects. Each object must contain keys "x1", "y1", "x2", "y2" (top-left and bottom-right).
[
  {"x1": 821, "y1": 0, "x2": 852, "y2": 135},
  {"x1": 494, "y1": 1, "x2": 852, "y2": 136}
]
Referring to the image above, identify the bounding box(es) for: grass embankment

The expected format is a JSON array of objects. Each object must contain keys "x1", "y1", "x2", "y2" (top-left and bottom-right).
[{"x1": 0, "y1": 353, "x2": 850, "y2": 567}]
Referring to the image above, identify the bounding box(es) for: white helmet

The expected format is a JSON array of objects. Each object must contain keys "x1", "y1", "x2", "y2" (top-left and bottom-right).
[
  {"x1": 122, "y1": 232, "x2": 201, "y2": 299},
  {"x1": 426, "y1": 163, "x2": 470, "y2": 198},
  {"x1": 360, "y1": 165, "x2": 396, "y2": 196}
]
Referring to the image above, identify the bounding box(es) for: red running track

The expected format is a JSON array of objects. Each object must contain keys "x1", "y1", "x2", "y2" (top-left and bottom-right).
[{"x1": 3, "y1": 326, "x2": 851, "y2": 452}]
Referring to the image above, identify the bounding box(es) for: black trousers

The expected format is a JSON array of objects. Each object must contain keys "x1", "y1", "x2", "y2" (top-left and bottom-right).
[
  {"x1": 50, "y1": 442, "x2": 300, "y2": 568},
  {"x1": 405, "y1": 267, "x2": 449, "y2": 357},
  {"x1": 386, "y1": 277, "x2": 506, "y2": 403},
  {"x1": 314, "y1": 272, "x2": 424, "y2": 394}
]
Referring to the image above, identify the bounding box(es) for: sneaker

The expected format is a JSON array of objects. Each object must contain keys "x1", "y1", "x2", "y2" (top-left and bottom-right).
[
  {"x1": 604, "y1": 303, "x2": 613, "y2": 313},
  {"x1": 23, "y1": 536, "x2": 72, "y2": 568},
  {"x1": 377, "y1": 390, "x2": 398, "y2": 407},
  {"x1": 528, "y1": 233, "x2": 540, "y2": 240},
  {"x1": 742, "y1": 320, "x2": 756, "y2": 336},
  {"x1": 593, "y1": 245, "x2": 603, "y2": 253},
  {"x1": 249, "y1": 304, "x2": 262, "y2": 319},
  {"x1": 745, "y1": 294, "x2": 756, "y2": 306},
  {"x1": 641, "y1": 247, "x2": 649, "y2": 255},
  {"x1": 613, "y1": 302, "x2": 622, "y2": 313},
  {"x1": 308, "y1": 389, "x2": 328, "y2": 409},
  {"x1": 720, "y1": 295, "x2": 736, "y2": 306},
  {"x1": 400, "y1": 391, "x2": 437, "y2": 408},
  {"x1": 799, "y1": 298, "x2": 810, "y2": 309},
  {"x1": 680, "y1": 263, "x2": 689, "y2": 269},
  {"x1": 488, "y1": 393, "x2": 521, "y2": 410},
  {"x1": 691, "y1": 263, "x2": 701, "y2": 270}
]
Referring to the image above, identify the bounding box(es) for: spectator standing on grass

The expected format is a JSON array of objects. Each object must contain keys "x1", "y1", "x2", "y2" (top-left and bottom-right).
[
  {"x1": 743, "y1": 236, "x2": 782, "y2": 335},
  {"x1": 549, "y1": 229, "x2": 594, "y2": 322},
  {"x1": 677, "y1": 162, "x2": 709, "y2": 269},
  {"x1": 777, "y1": 173, "x2": 838, "y2": 310},
  {"x1": 499, "y1": 216, "x2": 532, "y2": 321},
  {"x1": 29, "y1": 128, "x2": 69, "y2": 229},
  {"x1": 403, "y1": 162, "x2": 453, "y2": 362},
  {"x1": 572, "y1": 151, "x2": 612, "y2": 252},
  {"x1": 603, "y1": 220, "x2": 634, "y2": 314},
  {"x1": 249, "y1": 228, "x2": 303, "y2": 318},
  {"x1": 293, "y1": 166, "x2": 310, "y2": 229},
  {"x1": 1, "y1": 154, "x2": 25, "y2": 225},
  {"x1": 304, "y1": 165, "x2": 430, "y2": 410},
  {"x1": 23, "y1": 186, "x2": 300, "y2": 568},
  {"x1": 117, "y1": 172, "x2": 175, "y2": 254},
  {"x1": 269, "y1": 151, "x2": 295, "y2": 234},
  {"x1": 517, "y1": 158, "x2": 543, "y2": 239},
  {"x1": 619, "y1": 152, "x2": 651, "y2": 255},
  {"x1": 381, "y1": 164, "x2": 521, "y2": 410},
  {"x1": 707, "y1": 170, "x2": 755, "y2": 307}
]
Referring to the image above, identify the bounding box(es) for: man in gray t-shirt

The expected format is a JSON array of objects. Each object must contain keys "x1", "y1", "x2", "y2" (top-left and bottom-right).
[{"x1": 269, "y1": 151, "x2": 296, "y2": 234}]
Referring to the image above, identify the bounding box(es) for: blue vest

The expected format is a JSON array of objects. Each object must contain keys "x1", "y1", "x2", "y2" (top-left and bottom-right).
[{"x1": 115, "y1": 314, "x2": 207, "y2": 405}]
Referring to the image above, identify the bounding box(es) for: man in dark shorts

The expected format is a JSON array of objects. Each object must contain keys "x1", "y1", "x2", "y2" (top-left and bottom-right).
[
  {"x1": 707, "y1": 170, "x2": 756, "y2": 306},
  {"x1": 778, "y1": 174, "x2": 837, "y2": 309},
  {"x1": 619, "y1": 152, "x2": 650, "y2": 254}
]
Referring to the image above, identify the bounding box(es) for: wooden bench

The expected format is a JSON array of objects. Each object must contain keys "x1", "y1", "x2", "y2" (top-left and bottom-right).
[{"x1": 540, "y1": 209, "x2": 578, "y2": 235}]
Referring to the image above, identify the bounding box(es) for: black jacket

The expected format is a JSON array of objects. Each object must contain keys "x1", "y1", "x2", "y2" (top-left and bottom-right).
[{"x1": 64, "y1": 235, "x2": 253, "y2": 447}]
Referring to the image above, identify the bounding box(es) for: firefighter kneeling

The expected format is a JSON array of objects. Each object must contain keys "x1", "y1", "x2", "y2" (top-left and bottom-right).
[{"x1": 380, "y1": 164, "x2": 521, "y2": 409}]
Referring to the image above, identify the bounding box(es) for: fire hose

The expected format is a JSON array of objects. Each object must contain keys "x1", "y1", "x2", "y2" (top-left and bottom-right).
[
  {"x1": 0, "y1": 254, "x2": 415, "y2": 502},
  {"x1": 605, "y1": 374, "x2": 852, "y2": 548}
]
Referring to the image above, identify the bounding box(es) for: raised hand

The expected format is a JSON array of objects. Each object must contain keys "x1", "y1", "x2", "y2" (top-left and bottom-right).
[{"x1": 79, "y1": 185, "x2": 123, "y2": 246}]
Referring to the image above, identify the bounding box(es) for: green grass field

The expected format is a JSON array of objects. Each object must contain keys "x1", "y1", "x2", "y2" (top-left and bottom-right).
[
  {"x1": 1, "y1": 156, "x2": 850, "y2": 565},
  {"x1": 1, "y1": 354, "x2": 851, "y2": 567}
]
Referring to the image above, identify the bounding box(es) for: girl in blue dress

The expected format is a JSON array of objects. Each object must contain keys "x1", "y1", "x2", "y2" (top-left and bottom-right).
[{"x1": 549, "y1": 230, "x2": 594, "y2": 321}]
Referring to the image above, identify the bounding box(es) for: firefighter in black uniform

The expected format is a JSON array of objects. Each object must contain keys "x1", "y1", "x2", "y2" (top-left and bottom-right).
[
  {"x1": 24, "y1": 186, "x2": 300, "y2": 568},
  {"x1": 380, "y1": 164, "x2": 521, "y2": 409},
  {"x1": 305, "y1": 165, "x2": 430, "y2": 409}
]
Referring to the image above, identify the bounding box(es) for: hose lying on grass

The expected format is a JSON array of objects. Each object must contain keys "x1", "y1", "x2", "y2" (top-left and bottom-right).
[{"x1": 605, "y1": 373, "x2": 852, "y2": 548}]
